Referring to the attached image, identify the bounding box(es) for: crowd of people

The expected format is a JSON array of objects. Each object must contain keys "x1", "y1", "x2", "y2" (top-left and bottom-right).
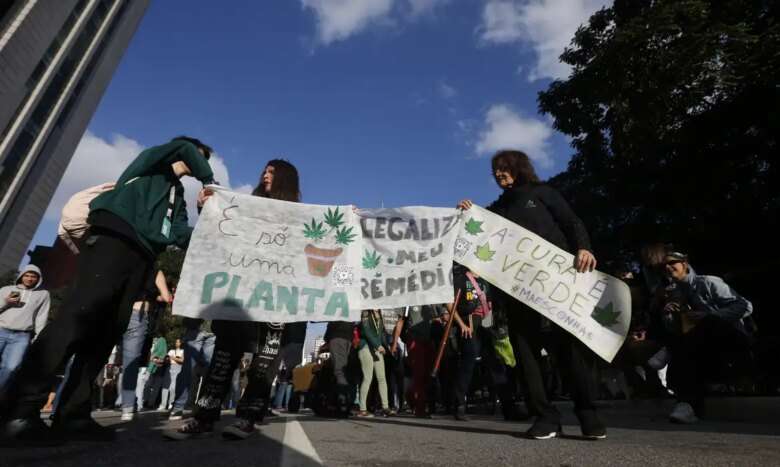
[{"x1": 0, "y1": 138, "x2": 758, "y2": 448}]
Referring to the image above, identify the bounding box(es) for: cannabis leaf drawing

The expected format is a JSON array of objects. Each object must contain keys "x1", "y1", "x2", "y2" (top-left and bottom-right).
[
  {"x1": 335, "y1": 226, "x2": 357, "y2": 245},
  {"x1": 362, "y1": 249, "x2": 382, "y2": 269},
  {"x1": 464, "y1": 218, "x2": 484, "y2": 236},
  {"x1": 324, "y1": 207, "x2": 345, "y2": 228},
  {"x1": 475, "y1": 242, "x2": 495, "y2": 262},
  {"x1": 591, "y1": 302, "x2": 621, "y2": 328},
  {"x1": 303, "y1": 218, "x2": 326, "y2": 240}
]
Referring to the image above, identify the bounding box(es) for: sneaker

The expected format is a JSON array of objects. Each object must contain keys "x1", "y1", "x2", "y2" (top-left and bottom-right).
[
  {"x1": 648, "y1": 347, "x2": 672, "y2": 370},
  {"x1": 53, "y1": 417, "x2": 116, "y2": 442},
  {"x1": 222, "y1": 419, "x2": 256, "y2": 440},
  {"x1": 356, "y1": 411, "x2": 374, "y2": 418},
  {"x1": 163, "y1": 419, "x2": 213, "y2": 441},
  {"x1": 669, "y1": 402, "x2": 699, "y2": 424},
  {"x1": 169, "y1": 410, "x2": 185, "y2": 421},
  {"x1": 526, "y1": 419, "x2": 560, "y2": 440},
  {"x1": 577, "y1": 410, "x2": 607, "y2": 440},
  {"x1": 0, "y1": 418, "x2": 65, "y2": 447}
]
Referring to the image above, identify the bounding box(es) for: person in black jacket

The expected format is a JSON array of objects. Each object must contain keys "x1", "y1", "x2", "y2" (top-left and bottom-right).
[{"x1": 458, "y1": 149, "x2": 603, "y2": 440}]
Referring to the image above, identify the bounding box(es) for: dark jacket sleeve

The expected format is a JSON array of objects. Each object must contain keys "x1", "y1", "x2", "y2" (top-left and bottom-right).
[
  {"x1": 536, "y1": 185, "x2": 592, "y2": 252},
  {"x1": 116, "y1": 141, "x2": 214, "y2": 186},
  {"x1": 172, "y1": 195, "x2": 194, "y2": 249}
]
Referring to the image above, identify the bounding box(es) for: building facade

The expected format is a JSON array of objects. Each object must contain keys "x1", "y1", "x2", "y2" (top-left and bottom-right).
[{"x1": 0, "y1": 0, "x2": 149, "y2": 273}]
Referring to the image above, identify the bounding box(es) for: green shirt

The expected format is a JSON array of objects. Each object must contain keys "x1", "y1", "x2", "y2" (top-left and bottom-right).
[
  {"x1": 147, "y1": 337, "x2": 168, "y2": 374},
  {"x1": 89, "y1": 140, "x2": 214, "y2": 256}
]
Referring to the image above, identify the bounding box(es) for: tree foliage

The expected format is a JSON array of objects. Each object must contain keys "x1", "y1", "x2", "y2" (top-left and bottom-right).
[{"x1": 540, "y1": 1, "x2": 778, "y2": 322}]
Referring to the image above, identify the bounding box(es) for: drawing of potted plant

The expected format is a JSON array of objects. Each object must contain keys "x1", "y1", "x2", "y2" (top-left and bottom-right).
[{"x1": 303, "y1": 207, "x2": 357, "y2": 277}]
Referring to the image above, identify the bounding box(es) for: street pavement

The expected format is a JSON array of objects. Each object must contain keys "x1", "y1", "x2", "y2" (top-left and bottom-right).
[{"x1": 2, "y1": 401, "x2": 779, "y2": 467}]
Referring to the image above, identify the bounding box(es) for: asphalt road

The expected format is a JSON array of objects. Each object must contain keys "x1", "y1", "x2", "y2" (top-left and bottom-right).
[{"x1": 2, "y1": 402, "x2": 779, "y2": 467}]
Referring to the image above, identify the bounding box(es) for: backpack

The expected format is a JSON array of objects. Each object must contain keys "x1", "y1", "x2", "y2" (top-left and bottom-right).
[
  {"x1": 57, "y1": 182, "x2": 116, "y2": 255},
  {"x1": 57, "y1": 182, "x2": 116, "y2": 254},
  {"x1": 465, "y1": 271, "x2": 493, "y2": 328}
]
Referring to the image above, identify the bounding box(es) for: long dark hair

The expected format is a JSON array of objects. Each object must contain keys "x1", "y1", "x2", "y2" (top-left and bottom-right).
[
  {"x1": 491, "y1": 150, "x2": 540, "y2": 186},
  {"x1": 252, "y1": 159, "x2": 301, "y2": 202}
]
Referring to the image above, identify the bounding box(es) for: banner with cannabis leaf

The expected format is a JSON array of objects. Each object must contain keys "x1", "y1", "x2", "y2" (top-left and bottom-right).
[
  {"x1": 174, "y1": 188, "x2": 363, "y2": 323},
  {"x1": 357, "y1": 206, "x2": 462, "y2": 309},
  {"x1": 453, "y1": 205, "x2": 631, "y2": 362}
]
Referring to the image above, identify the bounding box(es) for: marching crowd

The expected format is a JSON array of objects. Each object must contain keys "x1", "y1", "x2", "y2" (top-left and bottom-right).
[{"x1": 0, "y1": 138, "x2": 757, "y2": 448}]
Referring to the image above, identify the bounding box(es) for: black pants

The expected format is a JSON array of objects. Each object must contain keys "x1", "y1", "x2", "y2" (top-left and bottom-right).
[
  {"x1": 193, "y1": 320, "x2": 283, "y2": 423},
  {"x1": 508, "y1": 303, "x2": 599, "y2": 426},
  {"x1": 479, "y1": 328, "x2": 518, "y2": 415},
  {"x1": 453, "y1": 333, "x2": 481, "y2": 409},
  {"x1": 1, "y1": 232, "x2": 151, "y2": 420},
  {"x1": 667, "y1": 316, "x2": 750, "y2": 408},
  {"x1": 144, "y1": 368, "x2": 167, "y2": 409},
  {"x1": 384, "y1": 351, "x2": 405, "y2": 410}
]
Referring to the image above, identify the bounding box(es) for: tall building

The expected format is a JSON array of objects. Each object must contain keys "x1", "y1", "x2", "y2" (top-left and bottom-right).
[{"x1": 0, "y1": 0, "x2": 149, "y2": 273}]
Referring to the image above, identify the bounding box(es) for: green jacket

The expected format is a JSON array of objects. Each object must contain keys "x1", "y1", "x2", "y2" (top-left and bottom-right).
[
  {"x1": 147, "y1": 337, "x2": 168, "y2": 374},
  {"x1": 359, "y1": 310, "x2": 387, "y2": 351},
  {"x1": 89, "y1": 140, "x2": 214, "y2": 255}
]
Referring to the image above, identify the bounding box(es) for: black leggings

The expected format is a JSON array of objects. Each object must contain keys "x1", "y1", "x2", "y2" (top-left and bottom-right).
[{"x1": 193, "y1": 320, "x2": 283, "y2": 423}]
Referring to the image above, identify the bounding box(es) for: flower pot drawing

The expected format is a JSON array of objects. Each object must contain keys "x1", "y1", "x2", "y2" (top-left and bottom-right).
[{"x1": 304, "y1": 244, "x2": 343, "y2": 277}]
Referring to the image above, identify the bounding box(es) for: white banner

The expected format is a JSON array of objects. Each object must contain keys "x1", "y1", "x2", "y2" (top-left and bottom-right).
[
  {"x1": 453, "y1": 205, "x2": 631, "y2": 362},
  {"x1": 357, "y1": 207, "x2": 461, "y2": 308},
  {"x1": 174, "y1": 189, "x2": 363, "y2": 322}
]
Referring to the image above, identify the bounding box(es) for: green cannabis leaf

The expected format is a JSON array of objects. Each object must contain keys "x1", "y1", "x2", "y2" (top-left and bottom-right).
[
  {"x1": 362, "y1": 249, "x2": 382, "y2": 269},
  {"x1": 464, "y1": 218, "x2": 484, "y2": 236},
  {"x1": 475, "y1": 242, "x2": 495, "y2": 262},
  {"x1": 303, "y1": 218, "x2": 326, "y2": 240},
  {"x1": 591, "y1": 302, "x2": 621, "y2": 328},
  {"x1": 335, "y1": 226, "x2": 357, "y2": 245},
  {"x1": 323, "y1": 207, "x2": 345, "y2": 228}
]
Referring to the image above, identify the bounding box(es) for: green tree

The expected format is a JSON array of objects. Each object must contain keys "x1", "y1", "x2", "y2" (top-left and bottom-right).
[{"x1": 539, "y1": 0, "x2": 778, "y2": 326}]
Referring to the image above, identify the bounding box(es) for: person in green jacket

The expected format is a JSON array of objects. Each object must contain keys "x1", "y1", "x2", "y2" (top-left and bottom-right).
[
  {"x1": 357, "y1": 309, "x2": 391, "y2": 417},
  {"x1": 143, "y1": 336, "x2": 169, "y2": 410},
  {"x1": 0, "y1": 137, "x2": 214, "y2": 447}
]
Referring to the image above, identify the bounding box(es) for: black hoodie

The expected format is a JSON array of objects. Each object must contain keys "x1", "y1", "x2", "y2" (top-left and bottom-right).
[{"x1": 487, "y1": 183, "x2": 591, "y2": 254}]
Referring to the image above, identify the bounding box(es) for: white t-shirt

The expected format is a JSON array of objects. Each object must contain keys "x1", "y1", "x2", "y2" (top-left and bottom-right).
[{"x1": 167, "y1": 349, "x2": 184, "y2": 367}]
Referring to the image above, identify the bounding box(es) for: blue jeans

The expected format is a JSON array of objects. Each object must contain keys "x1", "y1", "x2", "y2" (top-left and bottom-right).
[
  {"x1": 273, "y1": 382, "x2": 292, "y2": 409},
  {"x1": 0, "y1": 328, "x2": 31, "y2": 389},
  {"x1": 172, "y1": 329, "x2": 215, "y2": 411},
  {"x1": 120, "y1": 309, "x2": 150, "y2": 411}
]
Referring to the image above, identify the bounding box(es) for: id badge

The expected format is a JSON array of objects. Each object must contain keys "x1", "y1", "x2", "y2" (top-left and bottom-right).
[{"x1": 161, "y1": 217, "x2": 172, "y2": 238}]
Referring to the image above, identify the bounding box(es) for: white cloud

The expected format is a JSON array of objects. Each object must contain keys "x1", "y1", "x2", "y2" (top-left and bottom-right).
[
  {"x1": 301, "y1": 0, "x2": 395, "y2": 45},
  {"x1": 301, "y1": 0, "x2": 451, "y2": 45},
  {"x1": 438, "y1": 81, "x2": 457, "y2": 99},
  {"x1": 478, "y1": 0, "x2": 608, "y2": 81},
  {"x1": 474, "y1": 104, "x2": 554, "y2": 167},
  {"x1": 45, "y1": 132, "x2": 244, "y2": 226}
]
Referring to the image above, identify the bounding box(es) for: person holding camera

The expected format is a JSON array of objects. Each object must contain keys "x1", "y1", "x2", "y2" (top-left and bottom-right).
[
  {"x1": 659, "y1": 251, "x2": 753, "y2": 424},
  {"x1": 357, "y1": 309, "x2": 391, "y2": 417},
  {"x1": 0, "y1": 265, "x2": 50, "y2": 390}
]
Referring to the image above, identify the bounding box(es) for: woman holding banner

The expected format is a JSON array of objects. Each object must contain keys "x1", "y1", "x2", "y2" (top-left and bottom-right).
[
  {"x1": 165, "y1": 159, "x2": 302, "y2": 441},
  {"x1": 458, "y1": 150, "x2": 604, "y2": 440}
]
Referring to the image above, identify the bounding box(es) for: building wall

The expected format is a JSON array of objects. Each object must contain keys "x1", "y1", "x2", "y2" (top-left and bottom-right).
[{"x1": 0, "y1": 0, "x2": 149, "y2": 273}]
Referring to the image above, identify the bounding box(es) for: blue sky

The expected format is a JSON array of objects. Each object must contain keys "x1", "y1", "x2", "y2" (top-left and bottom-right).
[{"x1": 27, "y1": 0, "x2": 608, "y2": 344}]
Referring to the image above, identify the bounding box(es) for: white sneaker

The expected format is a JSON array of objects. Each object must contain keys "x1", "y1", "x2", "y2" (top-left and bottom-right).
[
  {"x1": 120, "y1": 410, "x2": 135, "y2": 422},
  {"x1": 669, "y1": 402, "x2": 698, "y2": 424},
  {"x1": 648, "y1": 347, "x2": 672, "y2": 370}
]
